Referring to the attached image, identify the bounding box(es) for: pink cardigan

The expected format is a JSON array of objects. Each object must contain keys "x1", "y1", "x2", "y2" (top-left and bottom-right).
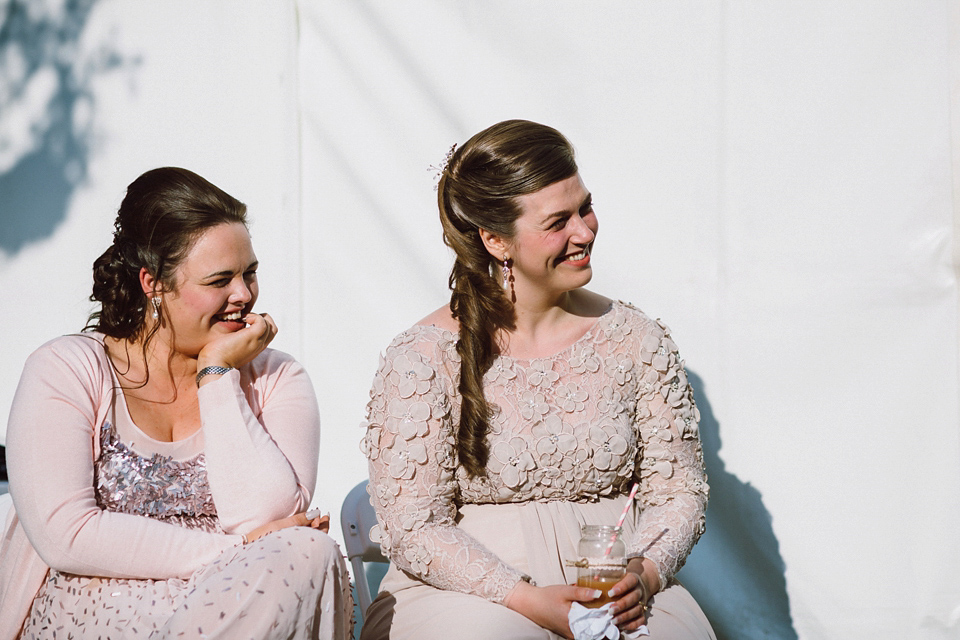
[{"x1": 0, "y1": 334, "x2": 321, "y2": 638}]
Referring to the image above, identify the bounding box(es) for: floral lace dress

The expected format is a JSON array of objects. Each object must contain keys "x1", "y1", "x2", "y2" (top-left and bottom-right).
[
  {"x1": 360, "y1": 302, "x2": 715, "y2": 640},
  {"x1": 20, "y1": 417, "x2": 352, "y2": 640}
]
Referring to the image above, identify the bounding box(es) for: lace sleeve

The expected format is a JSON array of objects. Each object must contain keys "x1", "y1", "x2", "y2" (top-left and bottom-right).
[
  {"x1": 629, "y1": 320, "x2": 709, "y2": 588},
  {"x1": 362, "y1": 329, "x2": 527, "y2": 603}
]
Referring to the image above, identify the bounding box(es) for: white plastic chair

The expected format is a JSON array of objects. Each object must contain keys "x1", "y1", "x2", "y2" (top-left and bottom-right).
[{"x1": 340, "y1": 479, "x2": 388, "y2": 624}]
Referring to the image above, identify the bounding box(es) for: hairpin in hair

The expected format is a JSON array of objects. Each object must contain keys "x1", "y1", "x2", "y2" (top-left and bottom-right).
[{"x1": 428, "y1": 143, "x2": 458, "y2": 191}]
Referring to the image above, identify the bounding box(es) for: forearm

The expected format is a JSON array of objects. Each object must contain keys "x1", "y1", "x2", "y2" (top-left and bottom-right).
[
  {"x1": 24, "y1": 506, "x2": 240, "y2": 579},
  {"x1": 199, "y1": 369, "x2": 313, "y2": 531},
  {"x1": 379, "y1": 518, "x2": 527, "y2": 603}
]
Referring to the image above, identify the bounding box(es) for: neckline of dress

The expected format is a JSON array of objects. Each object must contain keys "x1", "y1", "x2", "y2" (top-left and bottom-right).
[
  {"x1": 92, "y1": 333, "x2": 204, "y2": 449},
  {"x1": 415, "y1": 300, "x2": 618, "y2": 363}
]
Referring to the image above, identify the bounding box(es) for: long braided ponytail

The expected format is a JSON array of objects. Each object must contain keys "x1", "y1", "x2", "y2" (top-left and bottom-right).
[{"x1": 436, "y1": 120, "x2": 577, "y2": 477}]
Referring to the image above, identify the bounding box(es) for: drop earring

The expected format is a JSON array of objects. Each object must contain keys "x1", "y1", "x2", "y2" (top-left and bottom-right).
[
  {"x1": 152, "y1": 296, "x2": 162, "y2": 319},
  {"x1": 502, "y1": 256, "x2": 516, "y2": 303}
]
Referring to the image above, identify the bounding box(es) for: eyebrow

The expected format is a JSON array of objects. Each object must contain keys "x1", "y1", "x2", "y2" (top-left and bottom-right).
[
  {"x1": 543, "y1": 193, "x2": 593, "y2": 224},
  {"x1": 202, "y1": 260, "x2": 259, "y2": 280}
]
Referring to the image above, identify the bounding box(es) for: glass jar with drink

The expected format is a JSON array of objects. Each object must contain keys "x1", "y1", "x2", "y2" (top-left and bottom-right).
[{"x1": 576, "y1": 524, "x2": 627, "y2": 608}]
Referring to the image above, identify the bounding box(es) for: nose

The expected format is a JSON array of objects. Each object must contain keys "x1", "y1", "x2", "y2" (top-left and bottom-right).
[
  {"x1": 228, "y1": 278, "x2": 253, "y2": 306},
  {"x1": 570, "y1": 213, "x2": 596, "y2": 244}
]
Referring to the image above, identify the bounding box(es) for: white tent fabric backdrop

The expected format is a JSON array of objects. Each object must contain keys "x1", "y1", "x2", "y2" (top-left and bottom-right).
[{"x1": 0, "y1": 1, "x2": 957, "y2": 638}]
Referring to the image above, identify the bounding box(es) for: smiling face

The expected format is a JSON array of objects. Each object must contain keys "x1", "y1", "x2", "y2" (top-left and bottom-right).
[
  {"x1": 495, "y1": 173, "x2": 598, "y2": 303},
  {"x1": 157, "y1": 222, "x2": 259, "y2": 357}
]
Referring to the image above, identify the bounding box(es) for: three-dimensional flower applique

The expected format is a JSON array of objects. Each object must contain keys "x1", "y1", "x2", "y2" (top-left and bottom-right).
[
  {"x1": 526, "y1": 359, "x2": 560, "y2": 387},
  {"x1": 387, "y1": 437, "x2": 428, "y2": 480},
  {"x1": 583, "y1": 465, "x2": 620, "y2": 497},
  {"x1": 431, "y1": 434, "x2": 458, "y2": 471},
  {"x1": 389, "y1": 330, "x2": 417, "y2": 349},
  {"x1": 361, "y1": 424, "x2": 383, "y2": 460},
  {"x1": 387, "y1": 397, "x2": 432, "y2": 440},
  {"x1": 603, "y1": 353, "x2": 634, "y2": 386},
  {"x1": 370, "y1": 359, "x2": 387, "y2": 394},
  {"x1": 437, "y1": 333, "x2": 460, "y2": 362},
  {"x1": 638, "y1": 333, "x2": 662, "y2": 366},
  {"x1": 569, "y1": 343, "x2": 601, "y2": 374},
  {"x1": 640, "y1": 440, "x2": 676, "y2": 479},
  {"x1": 556, "y1": 381, "x2": 588, "y2": 413},
  {"x1": 653, "y1": 331, "x2": 679, "y2": 373},
  {"x1": 374, "y1": 477, "x2": 401, "y2": 506},
  {"x1": 596, "y1": 385, "x2": 625, "y2": 416},
  {"x1": 636, "y1": 367, "x2": 661, "y2": 402},
  {"x1": 400, "y1": 501, "x2": 432, "y2": 531},
  {"x1": 533, "y1": 414, "x2": 579, "y2": 464},
  {"x1": 518, "y1": 390, "x2": 549, "y2": 421},
  {"x1": 661, "y1": 366, "x2": 688, "y2": 408},
  {"x1": 402, "y1": 541, "x2": 434, "y2": 575},
  {"x1": 421, "y1": 388, "x2": 450, "y2": 421},
  {"x1": 602, "y1": 311, "x2": 632, "y2": 343},
  {"x1": 588, "y1": 424, "x2": 629, "y2": 471},
  {"x1": 390, "y1": 352, "x2": 435, "y2": 398},
  {"x1": 642, "y1": 416, "x2": 674, "y2": 445},
  {"x1": 485, "y1": 358, "x2": 518, "y2": 385},
  {"x1": 489, "y1": 437, "x2": 537, "y2": 488},
  {"x1": 675, "y1": 403, "x2": 701, "y2": 438},
  {"x1": 558, "y1": 437, "x2": 590, "y2": 476}
]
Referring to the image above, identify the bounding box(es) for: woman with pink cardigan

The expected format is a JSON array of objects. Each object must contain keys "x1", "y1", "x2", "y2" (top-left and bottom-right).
[{"x1": 0, "y1": 168, "x2": 352, "y2": 639}]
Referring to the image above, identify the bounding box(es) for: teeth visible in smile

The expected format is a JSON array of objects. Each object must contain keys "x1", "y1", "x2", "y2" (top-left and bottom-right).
[
  {"x1": 565, "y1": 250, "x2": 587, "y2": 261},
  {"x1": 220, "y1": 311, "x2": 243, "y2": 321}
]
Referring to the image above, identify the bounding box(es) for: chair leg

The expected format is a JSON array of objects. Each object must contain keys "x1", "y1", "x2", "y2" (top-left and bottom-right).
[{"x1": 351, "y1": 556, "x2": 374, "y2": 622}]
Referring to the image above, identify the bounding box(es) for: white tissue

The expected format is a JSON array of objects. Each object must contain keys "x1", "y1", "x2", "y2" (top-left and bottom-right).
[{"x1": 568, "y1": 602, "x2": 650, "y2": 640}]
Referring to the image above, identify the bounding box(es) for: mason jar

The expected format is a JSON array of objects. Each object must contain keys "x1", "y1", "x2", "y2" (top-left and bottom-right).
[{"x1": 575, "y1": 524, "x2": 627, "y2": 608}]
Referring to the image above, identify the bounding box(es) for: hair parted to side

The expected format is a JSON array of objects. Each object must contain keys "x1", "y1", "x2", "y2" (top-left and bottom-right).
[
  {"x1": 437, "y1": 119, "x2": 578, "y2": 477},
  {"x1": 86, "y1": 167, "x2": 247, "y2": 343}
]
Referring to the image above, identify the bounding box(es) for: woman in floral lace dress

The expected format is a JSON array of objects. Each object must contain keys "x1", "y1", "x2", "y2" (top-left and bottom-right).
[
  {"x1": 361, "y1": 121, "x2": 716, "y2": 639},
  {"x1": 0, "y1": 168, "x2": 352, "y2": 639}
]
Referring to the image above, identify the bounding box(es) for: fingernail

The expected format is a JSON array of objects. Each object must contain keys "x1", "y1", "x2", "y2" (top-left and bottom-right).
[{"x1": 592, "y1": 589, "x2": 603, "y2": 598}]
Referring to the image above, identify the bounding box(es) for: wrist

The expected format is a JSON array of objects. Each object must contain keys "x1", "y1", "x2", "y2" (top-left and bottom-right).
[
  {"x1": 503, "y1": 578, "x2": 534, "y2": 611},
  {"x1": 196, "y1": 365, "x2": 235, "y2": 387},
  {"x1": 626, "y1": 557, "x2": 658, "y2": 600}
]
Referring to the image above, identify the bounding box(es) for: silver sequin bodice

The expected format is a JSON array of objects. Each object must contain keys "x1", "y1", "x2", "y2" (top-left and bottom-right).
[{"x1": 95, "y1": 421, "x2": 218, "y2": 526}]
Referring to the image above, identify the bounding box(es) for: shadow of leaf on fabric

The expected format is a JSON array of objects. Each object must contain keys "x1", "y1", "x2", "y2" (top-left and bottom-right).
[{"x1": 677, "y1": 370, "x2": 798, "y2": 640}]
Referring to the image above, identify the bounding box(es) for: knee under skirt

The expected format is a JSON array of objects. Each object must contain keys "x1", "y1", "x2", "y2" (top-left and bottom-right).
[{"x1": 20, "y1": 527, "x2": 353, "y2": 640}]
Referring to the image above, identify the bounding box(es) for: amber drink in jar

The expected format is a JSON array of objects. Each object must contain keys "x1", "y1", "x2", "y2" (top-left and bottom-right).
[{"x1": 576, "y1": 524, "x2": 626, "y2": 608}]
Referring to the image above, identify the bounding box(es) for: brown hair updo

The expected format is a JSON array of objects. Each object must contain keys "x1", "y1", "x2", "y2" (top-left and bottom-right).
[
  {"x1": 86, "y1": 167, "x2": 247, "y2": 344},
  {"x1": 437, "y1": 120, "x2": 578, "y2": 477}
]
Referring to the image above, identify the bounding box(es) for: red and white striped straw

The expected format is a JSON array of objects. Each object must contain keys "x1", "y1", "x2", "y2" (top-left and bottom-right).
[
  {"x1": 615, "y1": 483, "x2": 640, "y2": 529},
  {"x1": 603, "y1": 483, "x2": 639, "y2": 557}
]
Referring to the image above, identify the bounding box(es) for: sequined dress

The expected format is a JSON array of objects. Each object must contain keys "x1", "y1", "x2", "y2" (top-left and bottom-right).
[
  {"x1": 360, "y1": 302, "x2": 716, "y2": 639},
  {"x1": 1, "y1": 334, "x2": 353, "y2": 640}
]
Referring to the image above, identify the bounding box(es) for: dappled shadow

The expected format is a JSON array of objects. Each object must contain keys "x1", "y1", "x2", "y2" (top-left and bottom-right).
[
  {"x1": 0, "y1": 0, "x2": 135, "y2": 254},
  {"x1": 677, "y1": 371, "x2": 798, "y2": 640}
]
